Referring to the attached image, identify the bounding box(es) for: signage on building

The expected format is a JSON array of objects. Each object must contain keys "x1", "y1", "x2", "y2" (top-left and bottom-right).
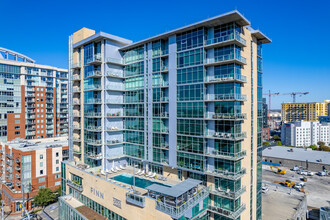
[
  {"x1": 113, "y1": 197, "x2": 121, "y2": 209},
  {"x1": 90, "y1": 187, "x2": 104, "y2": 199}
]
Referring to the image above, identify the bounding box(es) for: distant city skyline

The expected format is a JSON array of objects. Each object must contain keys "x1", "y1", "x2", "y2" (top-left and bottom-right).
[{"x1": 1, "y1": 0, "x2": 329, "y2": 108}]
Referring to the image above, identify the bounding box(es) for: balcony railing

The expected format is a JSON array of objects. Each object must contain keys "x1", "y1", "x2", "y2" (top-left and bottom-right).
[
  {"x1": 207, "y1": 168, "x2": 246, "y2": 181},
  {"x1": 85, "y1": 98, "x2": 102, "y2": 104},
  {"x1": 208, "y1": 204, "x2": 246, "y2": 220},
  {"x1": 85, "y1": 112, "x2": 102, "y2": 117},
  {"x1": 208, "y1": 150, "x2": 246, "y2": 161},
  {"x1": 72, "y1": 63, "x2": 81, "y2": 69},
  {"x1": 205, "y1": 54, "x2": 246, "y2": 65},
  {"x1": 85, "y1": 139, "x2": 102, "y2": 145},
  {"x1": 72, "y1": 75, "x2": 81, "y2": 80},
  {"x1": 86, "y1": 54, "x2": 102, "y2": 64},
  {"x1": 206, "y1": 131, "x2": 247, "y2": 141},
  {"x1": 86, "y1": 70, "x2": 102, "y2": 78},
  {"x1": 205, "y1": 34, "x2": 246, "y2": 47},
  {"x1": 205, "y1": 113, "x2": 247, "y2": 120},
  {"x1": 106, "y1": 71, "x2": 124, "y2": 78},
  {"x1": 155, "y1": 186, "x2": 210, "y2": 219},
  {"x1": 126, "y1": 191, "x2": 145, "y2": 208},
  {"x1": 73, "y1": 100, "x2": 80, "y2": 105},
  {"x1": 72, "y1": 87, "x2": 80, "y2": 93},
  {"x1": 205, "y1": 94, "x2": 247, "y2": 102},
  {"x1": 67, "y1": 179, "x2": 83, "y2": 192},
  {"x1": 106, "y1": 58, "x2": 124, "y2": 65},
  {"x1": 73, "y1": 124, "x2": 81, "y2": 130},
  {"x1": 211, "y1": 186, "x2": 246, "y2": 200},
  {"x1": 205, "y1": 74, "x2": 247, "y2": 84},
  {"x1": 85, "y1": 84, "x2": 101, "y2": 91},
  {"x1": 87, "y1": 153, "x2": 102, "y2": 160},
  {"x1": 86, "y1": 126, "x2": 102, "y2": 132}
]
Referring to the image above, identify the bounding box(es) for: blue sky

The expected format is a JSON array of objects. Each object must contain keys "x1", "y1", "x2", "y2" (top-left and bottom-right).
[{"x1": 1, "y1": 0, "x2": 329, "y2": 109}]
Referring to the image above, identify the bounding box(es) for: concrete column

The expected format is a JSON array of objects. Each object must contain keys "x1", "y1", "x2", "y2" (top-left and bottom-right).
[{"x1": 168, "y1": 35, "x2": 177, "y2": 167}]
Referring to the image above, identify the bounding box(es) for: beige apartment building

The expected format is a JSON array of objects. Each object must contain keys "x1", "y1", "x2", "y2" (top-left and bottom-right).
[
  {"x1": 61, "y1": 10, "x2": 270, "y2": 220},
  {"x1": 281, "y1": 100, "x2": 330, "y2": 123}
]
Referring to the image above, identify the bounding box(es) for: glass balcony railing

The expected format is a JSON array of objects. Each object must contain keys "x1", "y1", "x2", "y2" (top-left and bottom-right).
[
  {"x1": 72, "y1": 63, "x2": 81, "y2": 69},
  {"x1": 207, "y1": 168, "x2": 246, "y2": 181},
  {"x1": 84, "y1": 84, "x2": 101, "y2": 91},
  {"x1": 211, "y1": 186, "x2": 246, "y2": 200},
  {"x1": 205, "y1": 74, "x2": 247, "y2": 83},
  {"x1": 105, "y1": 99, "x2": 124, "y2": 104},
  {"x1": 86, "y1": 54, "x2": 102, "y2": 64},
  {"x1": 72, "y1": 75, "x2": 81, "y2": 80},
  {"x1": 72, "y1": 87, "x2": 80, "y2": 93},
  {"x1": 86, "y1": 70, "x2": 102, "y2": 78},
  {"x1": 208, "y1": 150, "x2": 246, "y2": 161},
  {"x1": 205, "y1": 34, "x2": 246, "y2": 47},
  {"x1": 67, "y1": 179, "x2": 83, "y2": 192},
  {"x1": 85, "y1": 139, "x2": 102, "y2": 145},
  {"x1": 73, "y1": 100, "x2": 80, "y2": 105},
  {"x1": 106, "y1": 58, "x2": 124, "y2": 65},
  {"x1": 208, "y1": 204, "x2": 246, "y2": 220},
  {"x1": 86, "y1": 126, "x2": 102, "y2": 132},
  {"x1": 205, "y1": 94, "x2": 247, "y2": 102},
  {"x1": 106, "y1": 71, "x2": 124, "y2": 78},
  {"x1": 205, "y1": 54, "x2": 246, "y2": 65},
  {"x1": 85, "y1": 98, "x2": 102, "y2": 104},
  {"x1": 205, "y1": 113, "x2": 247, "y2": 120},
  {"x1": 206, "y1": 131, "x2": 247, "y2": 140},
  {"x1": 85, "y1": 112, "x2": 102, "y2": 117}
]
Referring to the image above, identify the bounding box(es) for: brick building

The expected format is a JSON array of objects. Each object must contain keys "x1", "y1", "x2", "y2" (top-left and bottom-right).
[{"x1": 0, "y1": 137, "x2": 68, "y2": 215}]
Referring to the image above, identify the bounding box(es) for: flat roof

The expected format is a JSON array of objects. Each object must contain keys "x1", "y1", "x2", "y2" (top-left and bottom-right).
[
  {"x1": 263, "y1": 146, "x2": 330, "y2": 165},
  {"x1": 120, "y1": 10, "x2": 253, "y2": 51},
  {"x1": 146, "y1": 178, "x2": 201, "y2": 198},
  {"x1": 73, "y1": 31, "x2": 133, "y2": 49},
  {"x1": 2, "y1": 136, "x2": 68, "y2": 151}
]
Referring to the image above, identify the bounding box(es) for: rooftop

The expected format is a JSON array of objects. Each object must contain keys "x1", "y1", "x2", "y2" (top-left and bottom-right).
[
  {"x1": 1, "y1": 136, "x2": 68, "y2": 151},
  {"x1": 0, "y1": 47, "x2": 35, "y2": 63},
  {"x1": 262, "y1": 146, "x2": 330, "y2": 165}
]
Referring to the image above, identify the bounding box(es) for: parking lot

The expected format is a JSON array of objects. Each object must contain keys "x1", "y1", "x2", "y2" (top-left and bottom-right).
[{"x1": 262, "y1": 165, "x2": 330, "y2": 208}]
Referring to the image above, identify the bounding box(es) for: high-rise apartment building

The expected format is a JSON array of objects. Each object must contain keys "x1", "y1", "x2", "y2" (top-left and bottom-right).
[
  {"x1": 281, "y1": 121, "x2": 330, "y2": 147},
  {"x1": 0, "y1": 137, "x2": 69, "y2": 214},
  {"x1": 61, "y1": 10, "x2": 270, "y2": 220},
  {"x1": 0, "y1": 47, "x2": 68, "y2": 141},
  {"x1": 281, "y1": 100, "x2": 330, "y2": 123}
]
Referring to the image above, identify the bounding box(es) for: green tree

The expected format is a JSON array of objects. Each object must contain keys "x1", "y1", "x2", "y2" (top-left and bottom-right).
[
  {"x1": 33, "y1": 188, "x2": 56, "y2": 208},
  {"x1": 319, "y1": 145, "x2": 330, "y2": 152},
  {"x1": 275, "y1": 140, "x2": 282, "y2": 146},
  {"x1": 317, "y1": 141, "x2": 325, "y2": 146},
  {"x1": 273, "y1": 135, "x2": 280, "y2": 141},
  {"x1": 309, "y1": 145, "x2": 318, "y2": 150},
  {"x1": 263, "y1": 141, "x2": 270, "y2": 146}
]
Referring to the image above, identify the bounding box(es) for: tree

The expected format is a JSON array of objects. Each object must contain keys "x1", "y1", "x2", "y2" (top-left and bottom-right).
[
  {"x1": 319, "y1": 145, "x2": 330, "y2": 152},
  {"x1": 309, "y1": 145, "x2": 318, "y2": 150},
  {"x1": 275, "y1": 141, "x2": 282, "y2": 146},
  {"x1": 263, "y1": 141, "x2": 270, "y2": 146},
  {"x1": 273, "y1": 135, "x2": 280, "y2": 141},
  {"x1": 317, "y1": 141, "x2": 325, "y2": 147},
  {"x1": 33, "y1": 188, "x2": 56, "y2": 208}
]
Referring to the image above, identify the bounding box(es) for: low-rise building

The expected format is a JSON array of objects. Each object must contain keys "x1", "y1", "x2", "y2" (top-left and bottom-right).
[
  {"x1": 0, "y1": 137, "x2": 68, "y2": 215},
  {"x1": 281, "y1": 121, "x2": 330, "y2": 147},
  {"x1": 262, "y1": 146, "x2": 330, "y2": 171}
]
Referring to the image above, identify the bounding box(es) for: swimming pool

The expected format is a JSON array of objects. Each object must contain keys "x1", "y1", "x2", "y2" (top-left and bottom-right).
[{"x1": 111, "y1": 173, "x2": 170, "y2": 189}]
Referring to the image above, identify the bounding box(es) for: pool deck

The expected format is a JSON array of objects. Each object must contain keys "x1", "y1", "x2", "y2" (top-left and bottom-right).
[{"x1": 92, "y1": 166, "x2": 181, "y2": 195}]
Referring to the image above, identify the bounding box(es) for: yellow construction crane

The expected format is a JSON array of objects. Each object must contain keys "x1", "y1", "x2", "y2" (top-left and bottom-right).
[{"x1": 270, "y1": 165, "x2": 286, "y2": 175}]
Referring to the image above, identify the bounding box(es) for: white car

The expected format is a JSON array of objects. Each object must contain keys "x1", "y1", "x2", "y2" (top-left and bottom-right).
[
  {"x1": 307, "y1": 171, "x2": 314, "y2": 176},
  {"x1": 318, "y1": 171, "x2": 327, "y2": 176},
  {"x1": 262, "y1": 186, "x2": 269, "y2": 194},
  {"x1": 292, "y1": 166, "x2": 299, "y2": 171},
  {"x1": 299, "y1": 171, "x2": 308, "y2": 175}
]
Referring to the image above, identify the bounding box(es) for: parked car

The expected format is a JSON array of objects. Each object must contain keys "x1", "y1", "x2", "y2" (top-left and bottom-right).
[
  {"x1": 299, "y1": 171, "x2": 308, "y2": 175},
  {"x1": 292, "y1": 166, "x2": 299, "y2": 171},
  {"x1": 262, "y1": 186, "x2": 269, "y2": 194},
  {"x1": 318, "y1": 171, "x2": 327, "y2": 176},
  {"x1": 307, "y1": 171, "x2": 314, "y2": 176}
]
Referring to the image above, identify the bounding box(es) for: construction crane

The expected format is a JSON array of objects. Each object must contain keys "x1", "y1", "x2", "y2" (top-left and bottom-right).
[{"x1": 263, "y1": 91, "x2": 309, "y2": 123}]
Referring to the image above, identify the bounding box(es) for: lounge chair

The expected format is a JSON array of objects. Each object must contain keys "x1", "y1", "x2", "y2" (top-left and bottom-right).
[
  {"x1": 115, "y1": 166, "x2": 121, "y2": 172},
  {"x1": 139, "y1": 170, "x2": 145, "y2": 176},
  {"x1": 136, "y1": 169, "x2": 142, "y2": 175},
  {"x1": 146, "y1": 172, "x2": 152, "y2": 177},
  {"x1": 120, "y1": 165, "x2": 126, "y2": 170},
  {"x1": 111, "y1": 167, "x2": 117, "y2": 173},
  {"x1": 150, "y1": 173, "x2": 156, "y2": 178}
]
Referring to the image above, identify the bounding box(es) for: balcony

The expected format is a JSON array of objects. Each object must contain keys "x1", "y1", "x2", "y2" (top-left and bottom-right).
[
  {"x1": 86, "y1": 70, "x2": 102, "y2": 78},
  {"x1": 126, "y1": 191, "x2": 145, "y2": 208},
  {"x1": 105, "y1": 99, "x2": 124, "y2": 104},
  {"x1": 73, "y1": 124, "x2": 81, "y2": 130},
  {"x1": 26, "y1": 131, "x2": 35, "y2": 136},
  {"x1": 205, "y1": 74, "x2": 247, "y2": 84},
  {"x1": 72, "y1": 75, "x2": 81, "y2": 81},
  {"x1": 206, "y1": 131, "x2": 247, "y2": 141},
  {"x1": 85, "y1": 84, "x2": 101, "y2": 91},
  {"x1": 6, "y1": 153, "x2": 13, "y2": 159},
  {"x1": 205, "y1": 34, "x2": 246, "y2": 49},
  {"x1": 15, "y1": 166, "x2": 21, "y2": 171},
  {"x1": 205, "y1": 54, "x2": 247, "y2": 66},
  {"x1": 206, "y1": 168, "x2": 246, "y2": 181},
  {"x1": 208, "y1": 204, "x2": 246, "y2": 220},
  {"x1": 86, "y1": 126, "x2": 102, "y2": 132},
  {"x1": 207, "y1": 150, "x2": 246, "y2": 161},
  {"x1": 160, "y1": 97, "x2": 169, "y2": 102},
  {"x1": 85, "y1": 98, "x2": 102, "y2": 104},
  {"x1": 87, "y1": 153, "x2": 102, "y2": 160},
  {"x1": 73, "y1": 87, "x2": 80, "y2": 93},
  {"x1": 73, "y1": 100, "x2": 81, "y2": 105},
  {"x1": 71, "y1": 63, "x2": 81, "y2": 69},
  {"x1": 67, "y1": 179, "x2": 83, "y2": 192},
  {"x1": 204, "y1": 94, "x2": 247, "y2": 102},
  {"x1": 46, "y1": 115, "x2": 53, "y2": 119},
  {"x1": 106, "y1": 140, "x2": 123, "y2": 146},
  {"x1": 73, "y1": 149, "x2": 82, "y2": 154},
  {"x1": 204, "y1": 113, "x2": 247, "y2": 121},
  {"x1": 72, "y1": 137, "x2": 81, "y2": 142},
  {"x1": 85, "y1": 112, "x2": 102, "y2": 117},
  {"x1": 106, "y1": 71, "x2": 124, "y2": 79},
  {"x1": 85, "y1": 139, "x2": 102, "y2": 145},
  {"x1": 46, "y1": 130, "x2": 53, "y2": 134},
  {"x1": 211, "y1": 186, "x2": 246, "y2": 200},
  {"x1": 87, "y1": 54, "x2": 102, "y2": 65},
  {"x1": 73, "y1": 112, "x2": 81, "y2": 117},
  {"x1": 106, "y1": 58, "x2": 124, "y2": 66}
]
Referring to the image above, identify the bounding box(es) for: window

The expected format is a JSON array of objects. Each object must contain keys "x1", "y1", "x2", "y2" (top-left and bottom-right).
[
  {"x1": 40, "y1": 170, "x2": 43, "y2": 175},
  {"x1": 56, "y1": 152, "x2": 59, "y2": 157},
  {"x1": 56, "y1": 167, "x2": 59, "y2": 172},
  {"x1": 56, "y1": 159, "x2": 59, "y2": 164},
  {"x1": 15, "y1": 131, "x2": 20, "y2": 135},
  {"x1": 55, "y1": 181, "x2": 60, "y2": 186},
  {"x1": 40, "y1": 162, "x2": 43, "y2": 167},
  {"x1": 55, "y1": 174, "x2": 60, "y2": 179},
  {"x1": 40, "y1": 154, "x2": 43, "y2": 159},
  {"x1": 38, "y1": 177, "x2": 45, "y2": 183},
  {"x1": 39, "y1": 185, "x2": 45, "y2": 189}
]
